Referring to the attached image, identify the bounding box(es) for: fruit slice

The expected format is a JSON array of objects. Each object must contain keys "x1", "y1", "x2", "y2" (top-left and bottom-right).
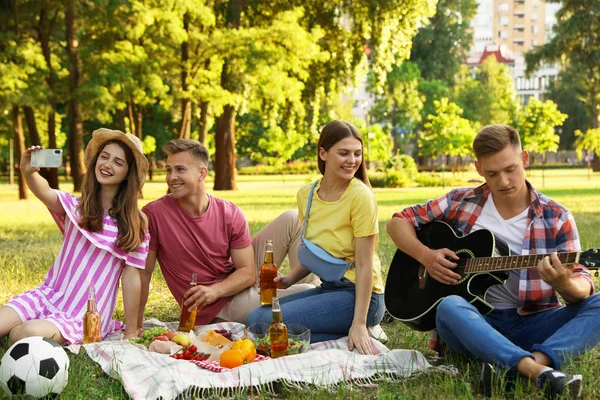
[
  {"x1": 204, "y1": 329, "x2": 233, "y2": 347},
  {"x1": 172, "y1": 333, "x2": 191, "y2": 347}
]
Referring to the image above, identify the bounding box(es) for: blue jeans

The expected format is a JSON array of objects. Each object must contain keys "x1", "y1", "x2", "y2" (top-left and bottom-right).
[
  {"x1": 436, "y1": 294, "x2": 600, "y2": 372},
  {"x1": 245, "y1": 278, "x2": 385, "y2": 343}
]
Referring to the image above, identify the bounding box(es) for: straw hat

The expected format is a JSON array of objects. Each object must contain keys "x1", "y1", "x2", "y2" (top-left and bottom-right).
[{"x1": 85, "y1": 128, "x2": 149, "y2": 188}]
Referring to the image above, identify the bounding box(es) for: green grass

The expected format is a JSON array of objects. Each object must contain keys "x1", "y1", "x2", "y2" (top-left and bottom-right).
[{"x1": 1, "y1": 167, "x2": 600, "y2": 399}]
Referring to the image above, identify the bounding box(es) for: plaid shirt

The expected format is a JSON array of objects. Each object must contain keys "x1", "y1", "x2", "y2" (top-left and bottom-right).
[{"x1": 393, "y1": 181, "x2": 594, "y2": 315}]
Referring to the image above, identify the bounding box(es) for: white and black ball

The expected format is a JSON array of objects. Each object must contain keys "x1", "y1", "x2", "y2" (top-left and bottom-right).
[{"x1": 0, "y1": 336, "x2": 70, "y2": 399}]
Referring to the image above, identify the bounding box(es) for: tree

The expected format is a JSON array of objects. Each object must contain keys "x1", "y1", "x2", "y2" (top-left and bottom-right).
[
  {"x1": 419, "y1": 98, "x2": 475, "y2": 182},
  {"x1": 0, "y1": 0, "x2": 48, "y2": 198},
  {"x1": 546, "y1": 65, "x2": 592, "y2": 151},
  {"x1": 65, "y1": 0, "x2": 86, "y2": 191},
  {"x1": 455, "y1": 58, "x2": 516, "y2": 127},
  {"x1": 370, "y1": 61, "x2": 424, "y2": 152},
  {"x1": 526, "y1": 0, "x2": 600, "y2": 169},
  {"x1": 574, "y1": 128, "x2": 600, "y2": 180},
  {"x1": 353, "y1": 120, "x2": 393, "y2": 167},
  {"x1": 410, "y1": 0, "x2": 477, "y2": 86},
  {"x1": 211, "y1": 0, "x2": 437, "y2": 190},
  {"x1": 34, "y1": 0, "x2": 62, "y2": 189},
  {"x1": 517, "y1": 98, "x2": 567, "y2": 186}
]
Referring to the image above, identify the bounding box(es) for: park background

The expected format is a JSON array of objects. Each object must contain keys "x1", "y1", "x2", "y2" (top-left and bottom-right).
[{"x1": 2, "y1": 0, "x2": 600, "y2": 398}]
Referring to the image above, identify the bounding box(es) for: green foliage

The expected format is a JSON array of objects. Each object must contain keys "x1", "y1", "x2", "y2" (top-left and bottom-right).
[
  {"x1": 142, "y1": 135, "x2": 157, "y2": 155},
  {"x1": 517, "y1": 98, "x2": 567, "y2": 155},
  {"x1": 410, "y1": 0, "x2": 478, "y2": 86},
  {"x1": 371, "y1": 61, "x2": 424, "y2": 134},
  {"x1": 368, "y1": 171, "x2": 412, "y2": 188},
  {"x1": 526, "y1": 0, "x2": 600, "y2": 128},
  {"x1": 575, "y1": 128, "x2": 600, "y2": 161},
  {"x1": 416, "y1": 79, "x2": 450, "y2": 131},
  {"x1": 238, "y1": 161, "x2": 317, "y2": 175},
  {"x1": 415, "y1": 174, "x2": 445, "y2": 187},
  {"x1": 547, "y1": 66, "x2": 592, "y2": 150},
  {"x1": 353, "y1": 120, "x2": 393, "y2": 165},
  {"x1": 384, "y1": 154, "x2": 419, "y2": 180},
  {"x1": 454, "y1": 58, "x2": 516, "y2": 127},
  {"x1": 419, "y1": 98, "x2": 476, "y2": 160}
]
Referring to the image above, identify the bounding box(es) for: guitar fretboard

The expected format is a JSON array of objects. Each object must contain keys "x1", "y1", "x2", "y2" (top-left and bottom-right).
[{"x1": 464, "y1": 252, "x2": 580, "y2": 273}]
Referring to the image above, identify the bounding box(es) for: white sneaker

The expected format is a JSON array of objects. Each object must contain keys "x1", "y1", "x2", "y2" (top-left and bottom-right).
[{"x1": 368, "y1": 324, "x2": 388, "y2": 343}]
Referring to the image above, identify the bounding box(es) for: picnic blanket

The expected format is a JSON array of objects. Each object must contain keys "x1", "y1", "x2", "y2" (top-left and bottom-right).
[{"x1": 68, "y1": 319, "x2": 454, "y2": 400}]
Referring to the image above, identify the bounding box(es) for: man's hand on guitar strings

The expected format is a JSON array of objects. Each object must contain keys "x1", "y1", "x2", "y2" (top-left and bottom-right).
[
  {"x1": 537, "y1": 252, "x2": 575, "y2": 292},
  {"x1": 421, "y1": 248, "x2": 461, "y2": 285}
]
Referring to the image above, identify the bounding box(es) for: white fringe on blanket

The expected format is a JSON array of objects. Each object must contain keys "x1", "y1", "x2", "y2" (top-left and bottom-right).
[{"x1": 68, "y1": 319, "x2": 456, "y2": 400}]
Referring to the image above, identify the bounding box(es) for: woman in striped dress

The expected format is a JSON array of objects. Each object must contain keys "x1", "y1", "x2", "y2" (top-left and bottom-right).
[{"x1": 0, "y1": 129, "x2": 150, "y2": 346}]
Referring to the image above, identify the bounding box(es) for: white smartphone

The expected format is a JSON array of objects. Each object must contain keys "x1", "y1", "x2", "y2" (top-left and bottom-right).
[{"x1": 31, "y1": 149, "x2": 63, "y2": 168}]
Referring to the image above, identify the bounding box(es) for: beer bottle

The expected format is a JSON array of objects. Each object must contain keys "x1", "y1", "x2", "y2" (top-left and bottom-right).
[
  {"x1": 83, "y1": 286, "x2": 101, "y2": 343},
  {"x1": 269, "y1": 296, "x2": 288, "y2": 358},
  {"x1": 259, "y1": 239, "x2": 278, "y2": 305},
  {"x1": 178, "y1": 272, "x2": 198, "y2": 332}
]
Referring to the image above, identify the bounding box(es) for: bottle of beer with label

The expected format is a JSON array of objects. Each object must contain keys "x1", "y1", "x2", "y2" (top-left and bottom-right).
[
  {"x1": 259, "y1": 239, "x2": 278, "y2": 305},
  {"x1": 269, "y1": 296, "x2": 288, "y2": 358},
  {"x1": 83, "y1": 286, "x2": 101, "y2": 344},
  {"x1": 178, "y1": 272, "x2": 198, "y2": 332}
]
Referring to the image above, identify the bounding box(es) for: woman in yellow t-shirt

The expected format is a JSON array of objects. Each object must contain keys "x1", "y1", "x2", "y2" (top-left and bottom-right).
[{"x1": 245, "y1": 120, "x2": 385, "y2": 355}]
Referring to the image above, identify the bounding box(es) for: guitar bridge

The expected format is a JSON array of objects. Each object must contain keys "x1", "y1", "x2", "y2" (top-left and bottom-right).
[{"x1": 418, "y1": 265, "x2": 428, "y2": 289}]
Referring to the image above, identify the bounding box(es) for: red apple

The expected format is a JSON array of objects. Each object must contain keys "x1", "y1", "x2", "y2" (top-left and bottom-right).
[
  {"x1": 151, "y1": 335, "x2": 169, "y2": 343},
  {"x1": 164, "y1": 331, "x2": 178, "y2": 341}
]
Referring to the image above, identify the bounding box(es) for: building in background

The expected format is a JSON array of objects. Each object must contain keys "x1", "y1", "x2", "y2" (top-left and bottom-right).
[{"x1": 467, "y1": 0, "x2": 562, "y2": 105}]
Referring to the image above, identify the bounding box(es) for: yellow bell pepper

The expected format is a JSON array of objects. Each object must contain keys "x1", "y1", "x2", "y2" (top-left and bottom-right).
[{"x1": 231, "y1": 338, "x2": 257, "y2": 362}]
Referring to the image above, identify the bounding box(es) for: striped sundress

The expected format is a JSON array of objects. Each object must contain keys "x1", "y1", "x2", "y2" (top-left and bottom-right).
[{"x1": 5, "y1": 190, "x2": 149, "y2": 345}]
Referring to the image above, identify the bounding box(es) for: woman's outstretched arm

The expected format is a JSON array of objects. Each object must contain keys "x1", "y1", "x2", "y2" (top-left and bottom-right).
[{"x1": 20, "y1": 146, "x2": 62, "y2": 214}]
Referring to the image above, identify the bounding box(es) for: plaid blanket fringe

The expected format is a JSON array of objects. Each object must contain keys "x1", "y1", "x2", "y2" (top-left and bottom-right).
[{"x1": 69, "y1": 319, "x2": 453, "y2": 400}]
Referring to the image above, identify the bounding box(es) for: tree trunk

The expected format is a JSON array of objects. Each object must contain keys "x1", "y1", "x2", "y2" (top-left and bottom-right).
[
  {"x1": 127, "y1": 101, "x2": 135, "y2": 134},
  {"x1": 12, "y1": 107, "x2": 27, "y2": 200},
  {"x1": 135, "y1": 106, "x2": 143, "y2": 139},
  {"x1": 178, "y1": 12, "x2": 192, "y2": 139},
  {"x1": 590, "y1": 94, "x2": 600, "y2": 171},
  {"x1": 214, "y1": 104, "x2": 237, "y2": 190},
  {"x1": 213, "y1": 0, "x2": 243, "y2": 190},
  {"x1": 66, "y1": 1, "x2": 85, "y2": 191},
  {"x1": 37, "y1": 5, "x2": 59, "y2": 189},
  {"x1": 23, "y1": 106, "x2": 54, "y2": 185},
  {"x1": 198, "y1": 101, "x2": 209, "y2": 145},
  {"x1": 23, "y1": 106, "x2": 40, "y2": 145},
  {"x1": 116, "y1": 108, "x2": 127, "y2": 132}
]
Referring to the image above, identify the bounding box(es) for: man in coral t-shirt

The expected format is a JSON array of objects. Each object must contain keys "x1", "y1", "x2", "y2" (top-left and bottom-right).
[{"x1": 138, "y1": 139, "x2": 318, "y2": 327}]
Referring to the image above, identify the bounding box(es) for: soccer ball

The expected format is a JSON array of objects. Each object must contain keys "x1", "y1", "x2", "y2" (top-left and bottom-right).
[{"x1": 0, "y1": 336, "x2": 70, "y2": 398}]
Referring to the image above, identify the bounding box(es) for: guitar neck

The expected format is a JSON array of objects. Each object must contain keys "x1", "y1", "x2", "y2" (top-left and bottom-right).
[{"x1": 463, "y1": 252, "x2": 581, "y2": 273}]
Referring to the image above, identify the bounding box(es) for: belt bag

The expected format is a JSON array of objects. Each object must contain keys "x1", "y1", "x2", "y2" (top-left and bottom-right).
[{"x1": 298, "y1": 180, "x2": 354, "y2": 282}]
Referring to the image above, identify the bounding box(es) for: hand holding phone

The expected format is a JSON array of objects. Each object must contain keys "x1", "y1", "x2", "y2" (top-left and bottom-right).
[{"x1": 31, "y1": 149, "x2": 63, "y2": 168}]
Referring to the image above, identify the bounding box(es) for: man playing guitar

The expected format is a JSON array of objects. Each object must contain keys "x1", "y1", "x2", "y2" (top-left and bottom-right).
[{"x1": 387, "y1": 124, "x2": 600, "y2": 399}]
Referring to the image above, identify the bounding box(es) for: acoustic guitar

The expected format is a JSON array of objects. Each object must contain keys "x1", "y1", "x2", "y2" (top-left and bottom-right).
[{"x1": 384, "y1": 220, "x2": 600, "y2": 331}]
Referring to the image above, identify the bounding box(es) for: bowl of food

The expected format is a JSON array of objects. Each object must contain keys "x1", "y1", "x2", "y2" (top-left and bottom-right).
[
  {"x1": 287, "y1": 323, "x2": 311, "y2": 355},
  {"x1": 245, "y1": 322, "x2": 310, "y2": 356}
]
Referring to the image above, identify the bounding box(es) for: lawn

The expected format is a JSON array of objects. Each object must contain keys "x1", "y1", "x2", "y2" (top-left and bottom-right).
[{"x1": 1, "y1": 167, "x2": 600, "y2": 399}]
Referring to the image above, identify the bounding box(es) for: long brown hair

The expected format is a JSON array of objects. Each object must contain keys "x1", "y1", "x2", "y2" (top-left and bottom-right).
[
  {"x1": 78, "y1": 140, "x2": 147, "y2": 253},
  {"x1": 317, "y1": 120, "x2": 371, "y2": 187}
]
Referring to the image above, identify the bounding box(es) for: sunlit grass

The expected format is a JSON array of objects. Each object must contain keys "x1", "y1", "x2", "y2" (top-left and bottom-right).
[{"x1": 1, "y1": 167, "x2": 600, "y2": 399}]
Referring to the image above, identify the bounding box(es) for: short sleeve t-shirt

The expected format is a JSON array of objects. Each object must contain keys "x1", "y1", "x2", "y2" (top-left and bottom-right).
[
  {"x1": 297, "y1": 178, "x2": 384, "y2": 293},
  {"x1": 143, "y1": 194, "x2": 252, "y2": 324},
  {"x1": 472, "y1": 194, "x2": 529, "y2": 309}
]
